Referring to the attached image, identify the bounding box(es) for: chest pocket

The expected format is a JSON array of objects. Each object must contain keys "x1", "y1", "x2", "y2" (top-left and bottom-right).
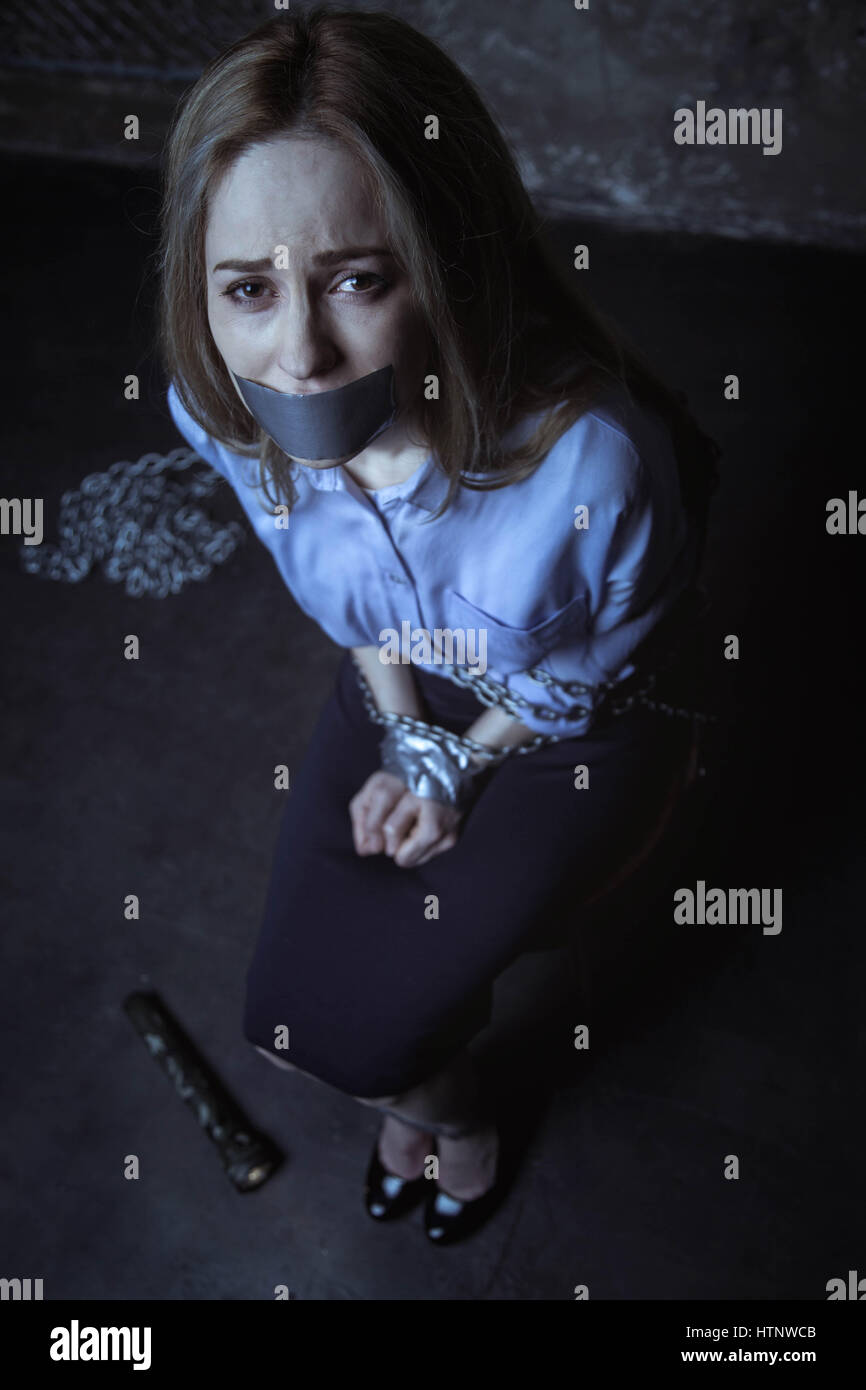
[{"x1": 442, "y1": 588, "x2": 587, "y2": 674}]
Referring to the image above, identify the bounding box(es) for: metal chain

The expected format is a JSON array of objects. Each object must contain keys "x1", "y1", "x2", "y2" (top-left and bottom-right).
[
  {"x1": 24, "y1": 442, "x2": 717, "y2": 731},
  {"x1": 354, "y1": 644, "x2": 717, "y2": 765},
  {"x1": 436, "y1": 581, "x2": 719, "y2": 727},
  {"x1": 352, "y1": 660, "x2": 563, "y2": 763},
  {"x1": 19, "y1": 447, "x2": 246, "y2": 599},
  {"x1": 355, "y1": 580, "x2": 718, "y2": 748},
  {"x1": 442, "y1": 659, "x2": 718, "y2": 726}
]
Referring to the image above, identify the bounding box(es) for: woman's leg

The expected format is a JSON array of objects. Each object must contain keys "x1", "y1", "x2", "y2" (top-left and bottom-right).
[
  {"x1": 369, "y1": 1050, "x2": 499, "y2": 1198},
  {"x1": 373, "y1": 1047, "x2": 484, "y2": 1134},
  {"x1": 246, "y1": 654, "x2": 690, "y2": 1200},
  {"x1": 255, "y1": 1042, "x2": 498, "y2": 1197},
  {"x1": 252, "y1": 1042, "x2": 478, "y2": 1128}
]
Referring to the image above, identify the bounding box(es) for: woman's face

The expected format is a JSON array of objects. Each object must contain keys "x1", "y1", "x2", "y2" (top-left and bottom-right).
[{"x1": 204, "y1": 134, "x2": 428, "y2": 466}]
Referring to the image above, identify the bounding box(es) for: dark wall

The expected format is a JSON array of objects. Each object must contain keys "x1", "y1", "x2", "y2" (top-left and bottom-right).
[{"x1": 1, "y1": 0, "x2": 864, "y2": 248}]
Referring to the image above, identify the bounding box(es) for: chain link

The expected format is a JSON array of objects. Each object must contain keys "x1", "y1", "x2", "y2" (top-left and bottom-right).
[
  {"x1": 353, "y1": 583, "x2": 718, "y2": 758},
  {"x1": 441, "y1": 659, "x2": 718, "y2": 726},
  {"x1": 19, "y1": 447, "x2": 246, "y2": 599},
  {"x1": 431, "y1": 582, "x2": 718, "y2": 727},
  {"x1": 352, "y1": 659, "x2": 561, "y2": 762},
  {"x1": 23, "y1": 444, "x2": 718, "y2": 733}
]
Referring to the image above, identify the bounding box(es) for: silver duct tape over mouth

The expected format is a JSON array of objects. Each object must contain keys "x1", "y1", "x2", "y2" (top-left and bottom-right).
[{"x1": 229, "y1": 363, "x2": 398, "y2": 461}]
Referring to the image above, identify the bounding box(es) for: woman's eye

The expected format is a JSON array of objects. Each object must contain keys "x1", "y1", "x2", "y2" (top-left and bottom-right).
[
  {"x1": 219, "y1": 272, "x2": 388, "y2": 309},
  {"x1": 221, "y1": 280, "x2": 271, "y2": 308},
  {"x1": 334, "y1": 272, "x2": 388, "y2": 295}
]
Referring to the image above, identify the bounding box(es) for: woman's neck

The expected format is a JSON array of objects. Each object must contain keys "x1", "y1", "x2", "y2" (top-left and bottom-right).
[{"x1": 340, "y1": 419, "x2": 431, "y2": 491}]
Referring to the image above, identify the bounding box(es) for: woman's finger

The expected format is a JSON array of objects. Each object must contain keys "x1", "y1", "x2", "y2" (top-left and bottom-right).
[
  {"x1": 391, "y1": 800, "x2": 453, "y2": 867},
  {"x1": 412, "y1": 830, "x2": 459, "y2": 866},
  {"x1": 352, "y1": 774, "x2": 406, "y2": 851},
  {"x1": 381, "y1": 794, "x2": 420, "y2": 857},
  {"x1": 352, "y1": 810, "x2": 385, "y2": 855}
]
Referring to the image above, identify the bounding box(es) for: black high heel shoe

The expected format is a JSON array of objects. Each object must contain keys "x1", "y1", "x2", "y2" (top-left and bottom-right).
[
  {"x1": 363, "y1": 1141, "x2": 429, "y2": 1222},
  {"x1": 424, "y1": 1178, "x2": 506, "y2": 1245},
  {"x1": 423, "y1": 1125, "x2": 511, "y2": 1246}
]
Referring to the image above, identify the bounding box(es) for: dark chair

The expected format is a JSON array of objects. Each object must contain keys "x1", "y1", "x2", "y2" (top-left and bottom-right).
[{"x1": 559, "y1": 716, "x2": 710, "y2": 1023}]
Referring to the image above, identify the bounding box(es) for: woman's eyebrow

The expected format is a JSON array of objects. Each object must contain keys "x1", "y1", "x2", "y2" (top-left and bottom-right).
[{"x1": 212, "y1": 247, "x2": 393, "y2": 273}]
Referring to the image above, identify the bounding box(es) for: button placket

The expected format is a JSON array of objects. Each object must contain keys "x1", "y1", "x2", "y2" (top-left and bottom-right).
[
  {"x1": 381, "y1": 550, "x2": 420, "y2": 632},
  {"x1": 346, "y1": 484, "x2": 422, "y2": 638}
]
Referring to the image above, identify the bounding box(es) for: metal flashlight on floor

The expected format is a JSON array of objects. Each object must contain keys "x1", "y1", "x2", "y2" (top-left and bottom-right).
[{"x1": 123, "y1": 990, "x2": 282, "y2": 1191}]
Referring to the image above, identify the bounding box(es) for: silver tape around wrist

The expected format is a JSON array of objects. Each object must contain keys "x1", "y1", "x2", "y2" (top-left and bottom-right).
[{"x1": 379, "y1": 725, "x2": 479, "y2": 808}]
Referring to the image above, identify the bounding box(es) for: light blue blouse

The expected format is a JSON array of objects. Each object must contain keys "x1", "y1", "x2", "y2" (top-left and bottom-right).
[{"x1": 167, "y1": 379, "x2": 698, "y2": 736}]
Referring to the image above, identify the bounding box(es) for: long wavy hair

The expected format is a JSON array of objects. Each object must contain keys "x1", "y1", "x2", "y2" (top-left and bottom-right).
[{"x1": 157, "y1": 4, "x2": 721, "y2": 541}]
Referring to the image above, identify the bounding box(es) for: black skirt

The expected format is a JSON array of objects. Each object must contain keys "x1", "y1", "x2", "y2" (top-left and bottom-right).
[{"x1": 242, "y1": 650, "x2": 693, "y2": 1099}]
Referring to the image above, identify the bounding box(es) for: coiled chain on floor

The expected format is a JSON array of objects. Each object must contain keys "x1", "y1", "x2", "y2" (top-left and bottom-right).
[{"x1": 18, "y1": 447, "x2": 246, "y2": 599}]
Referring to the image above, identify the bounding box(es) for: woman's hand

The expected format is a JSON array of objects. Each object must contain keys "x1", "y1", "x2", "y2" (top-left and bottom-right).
[{"x1": 349, "y1": 770, "x2": 462, "y2": 868}]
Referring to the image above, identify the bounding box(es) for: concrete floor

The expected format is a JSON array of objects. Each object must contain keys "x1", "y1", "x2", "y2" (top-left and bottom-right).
[{"x1": 1, "y1": 151, "x2": 863, "y2": 1299}]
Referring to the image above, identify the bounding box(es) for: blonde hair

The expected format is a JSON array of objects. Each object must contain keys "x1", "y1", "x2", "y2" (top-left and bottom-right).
[{"x1": 157, "y1": 4, "x2": 720, "y2": 536}]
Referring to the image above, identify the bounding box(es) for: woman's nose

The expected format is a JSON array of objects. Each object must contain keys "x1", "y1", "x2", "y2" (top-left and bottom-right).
[{"x1": 273, "y1": 294, "x2": 338, "y2": 386}]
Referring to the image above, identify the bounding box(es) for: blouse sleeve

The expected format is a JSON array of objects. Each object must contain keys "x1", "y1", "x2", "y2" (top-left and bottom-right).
[{"x1": 496, "y1": 449, "x2": 696, "y2": 738}]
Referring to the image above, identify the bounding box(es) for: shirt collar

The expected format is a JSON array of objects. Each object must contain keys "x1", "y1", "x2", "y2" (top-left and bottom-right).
[
  {"x1": 293, "y1": 451, "x2": 451, "y2": 513},
  {"x1": 292, "y1": 407, "x2": 549, "y2": 512}
]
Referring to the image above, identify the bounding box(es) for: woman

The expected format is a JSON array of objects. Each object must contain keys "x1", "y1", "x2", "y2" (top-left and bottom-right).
[{"x1": 158, "y1": 6, "x2": 720, "y2": 1245}]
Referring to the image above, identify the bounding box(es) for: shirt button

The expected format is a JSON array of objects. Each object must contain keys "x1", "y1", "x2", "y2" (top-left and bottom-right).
[{"x1": 387, "y1": 572, "x2": 407, "y2": 585}]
